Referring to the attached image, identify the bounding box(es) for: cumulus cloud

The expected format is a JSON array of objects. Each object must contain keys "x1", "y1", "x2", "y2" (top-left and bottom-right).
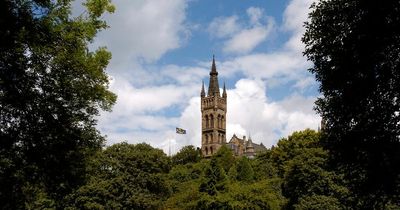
[
  {"x1": 208, "y1": 7, "x2": 275, "y2": 55},
  {"x1": 282, "y1": 0, "x2": 315, "y2": 53},
  {"x1": 174, "y1": 79, "x2": 320, "y2": 150},
  {"x1": 208, "y1": 16, "x2": 240, "y2": 38},
  {"x1": 223, "y1": 24, "x2": 274, "y2": 54},
  {"x1": 93, "y1": 0, "x2": 188, "y2": 69},
  {"x1": 91, "y1": 0, "x2": 319, "y2": 155},
  {"x1": 247, "y1": 7, "x2": 264, "y2": 25}
]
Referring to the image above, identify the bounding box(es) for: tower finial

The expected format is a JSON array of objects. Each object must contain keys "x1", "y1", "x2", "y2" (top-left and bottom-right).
[
  {"x1": 201, "y1": 80, "x2": 205, "y2": 97},
  {"x1": 211, "y1": 55, "x2": 217, "y2": 74},
  {"x1": 223, "y1": 81, "x2": 227, "y2": 98},
  {"x1": 208, "y1": 55, "x2": 220, "y2": 96}
]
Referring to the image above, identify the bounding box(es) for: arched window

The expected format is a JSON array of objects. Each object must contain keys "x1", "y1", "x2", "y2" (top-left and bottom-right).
[
  {"x1": 205, "y1": 147, "x2": 208, "y2": 155},
  {"x1": 210, "y1": 114, "x2": 214, "y2": 128},
  {"x1": 205, "y1": 134, "x2": 208, "y2": 144},
  {"x1": 210, "y1": 146, "x2": 213, "y2": 155},
  {"x1": 210, "y1": 134, "x2": 213, "y2": 143},
  {"x1": 205, "y1": 115, "x2": 209, "y2": 128},
  {"x1": 217, "y1": 115, "x2": 221, "y2": 128}
]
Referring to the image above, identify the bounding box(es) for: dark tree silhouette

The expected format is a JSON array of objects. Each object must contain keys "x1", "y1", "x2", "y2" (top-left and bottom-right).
[
  {"x1": 0, "y1": 0, "x2": 116, "y2": 208},
  {"x1": 303, "y1": 0, "x2": 400, "y2": 208}
]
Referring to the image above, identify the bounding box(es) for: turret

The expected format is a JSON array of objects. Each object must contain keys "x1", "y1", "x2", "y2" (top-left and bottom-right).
[{"x1": 201, "y1": 81, "x2": 205, "y2": 98}]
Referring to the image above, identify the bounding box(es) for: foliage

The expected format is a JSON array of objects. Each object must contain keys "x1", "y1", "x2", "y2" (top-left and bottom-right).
[
  {"x1": 172, "y1": 145, "x2": 201, "y2": 165},
  {"x1": 213, "y1": 145, "x2": 235, "y2": 172},
  {"x1": 199, "y1": 157, "x2": 227, "y2": 196},
  {"x1": 195, "y1": 179, "x2": 286, "y2": 210},
  {"x1": 252, "y1": 150, "x2": 278, "y2": 179},
  {"x1": 66, "y1": 143, "x2": 171, "y2": 209},
  {"x1": 0, "y1": 0, "x2": 115, "y2": 208},
  {"x1": 294, "y1": 195, "x2": 341, "y2": 210},
  {"x1": 269, "y1": 129, "x2": 321, "y2": 176},
  {"x1": 303, "y1": 0, "x2": 400, "y2": 207},
  {"x1": 235, "y1": 157, "x2": 254, "y2": 182}
]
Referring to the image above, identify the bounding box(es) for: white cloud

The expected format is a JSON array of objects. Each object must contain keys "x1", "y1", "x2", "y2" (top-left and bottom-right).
[
  {"x1": 208, "y1": 7, "x2": 275, "y2": 55},
  {"x1": 173, "y1": 79, "x2": 320, "y2": 151},
  {"x1": 92, "y1": 0, "x2": 319, "y2": 155},
  {"x1": 223, "y1": 23, "x2": 274, "y2": 54},
  {"x1": 282, "y1": 0, "x2": 315, "y2": 53},
  {"x1": 208, "y1": 16, "x2": 240, "y2": 38},
  {"x1": 93, "y1": 0, "x2": 188, "y2": 69},
  {"x1": 247, "y1": 7, "x2": 264, "y2": 25}
]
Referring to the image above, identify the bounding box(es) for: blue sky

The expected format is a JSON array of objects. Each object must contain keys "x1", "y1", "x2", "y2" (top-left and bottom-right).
[{"x1": 75, "y1": 0, "x2": 321, "y2": 153}]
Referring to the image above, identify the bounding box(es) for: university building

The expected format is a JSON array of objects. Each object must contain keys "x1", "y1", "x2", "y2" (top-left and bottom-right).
[{"x1": 200, "y1": 56, "x2": 266, "y2": 158}]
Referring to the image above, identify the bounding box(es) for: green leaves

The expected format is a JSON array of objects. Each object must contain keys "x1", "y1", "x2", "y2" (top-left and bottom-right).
[
  {"x1": 0, "y1": 0, "x2": 116, "y2": 207},
  {"x1": 303, "y1": 0, "x2": 400, "y2": 207},
  {"x1": 68, "y1": 143, "x2": 172, "y2": 209}
]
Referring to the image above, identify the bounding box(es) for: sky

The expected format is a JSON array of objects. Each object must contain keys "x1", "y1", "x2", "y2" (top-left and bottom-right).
[{"x1": 74, "y1": 0, "x2": 321, "y2": 154}]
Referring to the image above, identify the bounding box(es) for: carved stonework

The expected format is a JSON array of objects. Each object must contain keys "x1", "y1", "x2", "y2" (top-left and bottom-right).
[{"x1": 200, "y1": 56, "x2": 227, "y2": 157}]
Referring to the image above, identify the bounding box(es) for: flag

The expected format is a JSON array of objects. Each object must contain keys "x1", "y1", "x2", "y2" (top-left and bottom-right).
[{"x1": 176, "y1": 127, "x2": 186, "y2": 134}]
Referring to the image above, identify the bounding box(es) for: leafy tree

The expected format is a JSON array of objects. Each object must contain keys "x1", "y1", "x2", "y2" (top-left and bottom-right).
[
  {"x1": 0, "y1": 0, "x2": 115, "y2": 208},
  {"x1": 227, "y1": 163, "x2": 238, "y2": 181},
  {"x1": 269, "y1": 129, "x2": 321, "y2": 176},
  {"x1": 213, "y1": 145, "x2": 235, "y2": 172},
  {"x1": 282, "y1": 147, "x2": 348, "y2": 209},
  {"x1": 294, "y1": 195, "x2": 341, "y2": 210},
  {"x1": 172, "y1": 145, "x2": 201, "y2": 165},
  {"x1": 252, "y1": 150, "x2": 278, "y2": 180},
  {"x1": 199, "y1": 157, "x2": 227, "y2": 196},
  {"x1": 67, "y1": 143, "x2": 171, "y2": 209},
  {"x1": 303, "y1": 0, "x2": 400, "y2": 207},
  {"x1": 196, "y1": 179, "x2": 286, "y2": 210},
  {"x1": 236, "y1": 157, "x2": 254, "y2": 182}
]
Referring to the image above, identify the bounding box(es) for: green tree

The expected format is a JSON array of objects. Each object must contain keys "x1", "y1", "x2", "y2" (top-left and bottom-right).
[
  {"x1": 0, "y1": 0, "x2": 115, "y2": 208},
  {"x1": 236, "y1": 157, "x2": 254, "y2": 182},
  {"x1": 282, "y1": 147, "x2": 348, "y2": 209},
  {"x1": 67, "y1": 143, "x2": 171, "y2": 209},
  {"x1": 303, "y1": 0, "x2": 400, "y2": 207},
  {"x1": 172, "y1": 145, "x2": 201, "y2": 165},
  {"x1": 213, "y1": 145, "x2": 235, "y2": 172},
  {"x1": 269, "y1": 129, "x2": 321, "y2": 176},
  {"x1": 252, "y1": 150, "x2": 278, "y2": 180},
  {"x1": 294, "y1": 195, "x2": 341, "y2": 210},
  {"x1": 199, "y1": 158, "x2": 227, "y2": 196}
]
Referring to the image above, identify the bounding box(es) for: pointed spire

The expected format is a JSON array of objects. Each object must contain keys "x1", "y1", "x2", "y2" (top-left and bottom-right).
[
  {"x1": 222, "y1": 81, "x2": 227, "y2": 98},
  {"x1": 246, "y1": 136, "x2": 254, "y2": 149},
  {"x1": 201, "y1": 80, "x2": 205, "y2": 97},
  {"x1": 208, "y1": 55, "x2": 220, "y2": 96},
  {"x1": 211, "y1": 54, "x2": 217, "y2": 74}
]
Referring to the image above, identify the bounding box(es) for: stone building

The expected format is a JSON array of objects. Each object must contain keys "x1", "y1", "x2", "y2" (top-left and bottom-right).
[
  {"x1": 226, "y1": 134, "x2": 266, "y2": 158},
  {"x1": 200, "y1": 56, "x2": 266, "y2": 157},
  {"x1": 200, "y1": 56, "x2": 227, "y2": 158}
]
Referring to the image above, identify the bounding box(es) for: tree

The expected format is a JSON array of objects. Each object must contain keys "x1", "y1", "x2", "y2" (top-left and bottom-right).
[
  {"x1": 199, "y1": 158, "x2": 227, "y2": 196},
  {"x1": 67, "y1": 143, "x2": 172, "y2": 209},
  {"x1": 303, "y1": 0, "x2": 400, "y2": 207},
  {"x1": 0, "y1": 0, "x2": 116, "y2": 208},
  {"x1": 213, "y1": 145, "x2": 235, "y2": 172},
  {"x1": 235, "y1": 157, "x2": 254, "y2": 182},
  {"x1": 172, "y1": 145, "x2": 201, "y2": 165}
]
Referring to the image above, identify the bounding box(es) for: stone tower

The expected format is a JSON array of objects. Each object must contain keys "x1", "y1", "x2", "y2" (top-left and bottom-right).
[{"x1": 201, "y1": 56, "x2": 227, "y2": 157}]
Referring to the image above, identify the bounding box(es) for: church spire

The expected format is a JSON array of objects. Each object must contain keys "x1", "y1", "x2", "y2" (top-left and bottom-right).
[
  {"x1": 211, "y1": 54, "x2": 217, "y2": 74},
  {"x1": 201, "y1": 80, "x2": 205, "y2": 97},
  {"x1": 208, "y1": 55, "x2": 220, "y2": 96}
]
